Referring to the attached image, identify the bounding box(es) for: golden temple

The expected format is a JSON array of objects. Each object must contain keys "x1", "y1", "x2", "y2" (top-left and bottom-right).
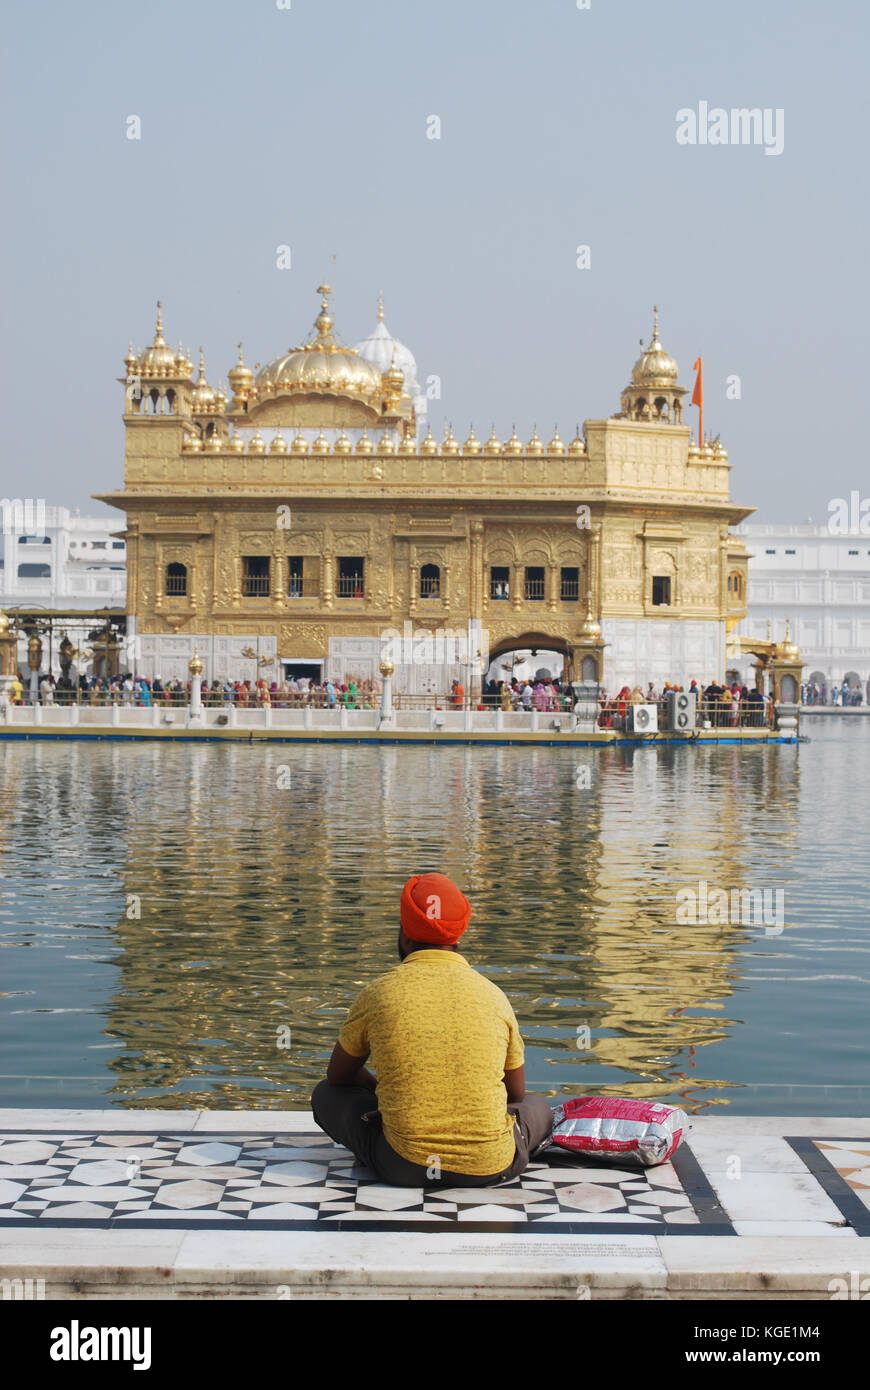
[{"x1": 96, "y1": 287, "x2": 752, "y2": 693}]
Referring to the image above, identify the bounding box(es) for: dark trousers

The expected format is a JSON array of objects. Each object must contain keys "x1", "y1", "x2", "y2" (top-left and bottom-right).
[{"x1": 311, "y1": 1080, "x2": 554, "y2": 1188}]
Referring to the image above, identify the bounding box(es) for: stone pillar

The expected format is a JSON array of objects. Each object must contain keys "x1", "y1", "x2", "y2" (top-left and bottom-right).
[
  {"x1": 408, "y1": 545, "x2": 417, "y2": 617},
  {"x1": 0, "y1": 613, "x2": 17, "y2": 708},
  {"x1": 511, "y1": 563, "x2": 522, "y2": 611},
  {"x1": 379, "y1": 657, "x2": 394, "y2": 726},
  {"x1": 188, "y1": 650, "x2": 204, "y2": 725},
  {"x1": 322, "y1": 546, "x2": 334, "y2": 609}
]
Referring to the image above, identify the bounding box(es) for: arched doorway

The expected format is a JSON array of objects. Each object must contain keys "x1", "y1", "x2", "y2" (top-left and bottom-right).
[{"x1": 486, "y1": 632, "x2": 572, "y2": 686}]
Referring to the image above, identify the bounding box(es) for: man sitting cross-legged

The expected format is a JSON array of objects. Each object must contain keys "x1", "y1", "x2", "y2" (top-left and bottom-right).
[{"x1": 312, "y1": 873, "x2": 553, "y2": 1187}]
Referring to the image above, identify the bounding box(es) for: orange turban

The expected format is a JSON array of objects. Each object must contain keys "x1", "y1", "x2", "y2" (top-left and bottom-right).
[{"x1": 400, "y1": 873, "x2": 471, "y2": 945}]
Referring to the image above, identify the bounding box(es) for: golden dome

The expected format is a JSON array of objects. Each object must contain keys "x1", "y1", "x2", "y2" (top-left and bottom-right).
[
  {"x1": 248, "y1": 430, "x2": 266, "y2": 454},
  {"x1": 420, "y1": 425, "x2": 438, "y2": 456},
  {"x1": 189, "y1": 649, "x2": 204, "y2": 677},
  {"x1": 191, "y1": 349, "x2": 217, "y2": 412},
  {"x1": 484, "y1": 427, "x2": 502, "y2": 456},
  {"x1": 547, "y1": 427, "x2": 565, "y2": 456},
  {"x1": 311, "y1": 430, "x2": 330, "y2": 454},
  {"x1": 255, "y1": 284, "x2": 383, "y2": 402},
  {"x1": 124, "y1": 341, "x2": 138, "y2": 373},
  {"x1": 504, "y1": 425, "x2": 523, "y2": 457},
  {"x1": 701, "y1": 441, "x2": 714, "y2": 460},
  {"x1": 204, "y1": 431, "x2": 224, "y2": 453},
  {"x1": 290, "y1": 432, "x2": 309, "y2": 455},
  {"x1": 139, "y1": 302, "x2": 178, "y2": 376},
  {"x1": 183, "y1": 431, "x2": 203, "y2": 452},
  {"x1": 378, "y1": 431, "x2": 396, "y2": 454},
  {"x1": 228, "y1": 343, "x2": 254, "y2": 398},
  {"x1": 398, "y1": 431, "x2": 417, "y2": 455},
  {"x1": 226, "y1": 432, "x2": 245, "y2": 454},
  {"x1": 269, "y1": 432, "x2": 288, "y2": 454},
  {"x1": 355, "y1": 429, "x2": 374, "y2": 455},
  {"x1": 175, "y1": 342, "x2": 188, "y2": 375},
  {"x1": 463, "y1": 427, "x2": 482, "y2": 455},
  {"x1": 568, "y1": 427, "x2": 586, "y2": 456},
  {"x1": 687, "y1": 439, "x2": 701, "y2": 459},
  {"x1": 526, "y1": 426, "x2": 544, "y2": 456},
  {"x1": 333, "y1": 430, "x2": 352, "y2": 454},
  {"x1": 379, "y1": 656, "x2": 394, "y2": 678},
  {"x1": 441, "y1": 425, "x2": 460, "y2": 456},
  {"x1": 631, "y1": 308, "x2": 679, "y2": 384},
  {"x1": 0, "y1": 611, "x2": 10, "y2": 633}
]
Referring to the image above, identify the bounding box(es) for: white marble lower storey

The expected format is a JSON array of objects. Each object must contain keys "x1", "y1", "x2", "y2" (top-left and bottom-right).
[{"x1": 0, "y1": 1111, "x2": 868, "y2": 1300}]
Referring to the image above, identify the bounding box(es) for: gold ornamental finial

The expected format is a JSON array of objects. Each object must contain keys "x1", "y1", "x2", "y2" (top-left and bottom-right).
[
  {"x1": 155, "y1": 300, "x2": 165, "y2": 343},
  {"x1": 652, "y1": 304, "x2": 660, "y2": 342},
  {"x1": 189, "y1": 648, "x2": 204, "y2": 677},
  {"x1": 377, "y1": 290, "x2": 384, "y2": 322},
  {"x1": 198, "y1": 347, "x2": 206, "y2": 380}
]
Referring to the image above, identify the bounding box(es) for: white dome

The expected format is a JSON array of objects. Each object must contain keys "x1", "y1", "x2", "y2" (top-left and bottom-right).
[{"x1": 354, "y1": 296, "x2": 427, "y2": 419}]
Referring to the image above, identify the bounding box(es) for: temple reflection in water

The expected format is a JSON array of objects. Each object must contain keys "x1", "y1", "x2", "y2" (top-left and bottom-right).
[{"x1": 23, "y1": 739, "x2": 797, "y2": 1111}]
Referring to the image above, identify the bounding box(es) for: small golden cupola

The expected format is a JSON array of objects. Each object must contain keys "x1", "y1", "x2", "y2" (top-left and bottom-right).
[
  {"x1": 191, "y1": 349, "x2": 217, "y2": 413},
  {"x1": 619, "y1": 307, "x2": 687, "y2": 424},
  {"x1": 138, "y1": 303, "x2": 179, "y2": 377},
  {"x1": 228, "y1": 343, "x2": 255, "y2": 408}
]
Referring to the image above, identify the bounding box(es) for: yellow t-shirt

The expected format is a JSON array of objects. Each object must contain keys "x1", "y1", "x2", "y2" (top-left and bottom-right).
[{"x1": 338, "y1": 950, "x2": 524, "y2": 1176}]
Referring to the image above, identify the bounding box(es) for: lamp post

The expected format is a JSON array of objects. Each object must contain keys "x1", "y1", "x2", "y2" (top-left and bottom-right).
[
  {"x1": 188, "y1": 649, "x2": 204, "y2": 724},
  {"x1": 378, "y1": 655, "x2": 394, "y2": 727}
]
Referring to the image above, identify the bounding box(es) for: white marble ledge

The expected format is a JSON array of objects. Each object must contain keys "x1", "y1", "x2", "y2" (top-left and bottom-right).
[
  {"x1": 657, "y1": 1236, "x2": 870, "y2": 1291},
  {"x1": 173, "y1": 1231, "x2": 668, "y2": 1289},
  {"x1": 0, "y1": 1110, "x2": 201, "y2": 1132},
  {"x1": 687, "y1": 1117, "x2": 870, "y2": 1138}
]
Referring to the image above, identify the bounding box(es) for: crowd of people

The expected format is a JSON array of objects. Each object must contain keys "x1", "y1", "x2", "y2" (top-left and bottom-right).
[
  {"x1": 10, "y1": 668, "x2": 859, "y2": 723},
  {"x1": 5, "y1": 672, "x2": 383, "y2": 709},
  {"x1": 802, "y1": 680, "x2": 865, "y2": 707}
]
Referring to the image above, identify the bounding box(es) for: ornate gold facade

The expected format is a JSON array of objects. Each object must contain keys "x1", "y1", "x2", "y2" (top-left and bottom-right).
[{"x1": 97, "y1": 289, "x2": 752, "y2": 688}]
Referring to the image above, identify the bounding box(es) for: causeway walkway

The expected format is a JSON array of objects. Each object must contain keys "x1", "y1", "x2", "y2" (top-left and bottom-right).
[{"x1": 1, "y1": 1110, "x2": 868, "y2": 1299}]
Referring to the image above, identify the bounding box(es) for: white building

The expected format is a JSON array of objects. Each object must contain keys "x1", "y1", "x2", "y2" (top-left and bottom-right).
[
  {"x1": 732, "y1": 523, "x2": 870, "y2": 699},
  {"x1": 0, "y1": 504, "x2": 126, "y2": 670}
]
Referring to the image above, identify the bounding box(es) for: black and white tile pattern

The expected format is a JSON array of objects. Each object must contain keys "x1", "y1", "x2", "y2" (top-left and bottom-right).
[{"x1": 0, "y1": 1131, "x2": 733, "y2": 1233}]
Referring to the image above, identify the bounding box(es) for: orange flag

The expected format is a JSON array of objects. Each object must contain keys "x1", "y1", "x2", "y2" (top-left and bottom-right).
[{"x1": 692, "y1": 356, "x2": 704, "y2": 447}]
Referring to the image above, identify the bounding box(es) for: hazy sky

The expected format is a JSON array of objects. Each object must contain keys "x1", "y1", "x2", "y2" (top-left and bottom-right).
[{"x1": 4, "y1": 0, "x2": 868, "y2": 523}]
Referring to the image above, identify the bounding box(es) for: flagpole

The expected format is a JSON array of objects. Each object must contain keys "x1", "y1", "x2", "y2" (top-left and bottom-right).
[{"x1": 692, "y1": 357, "x2": 704, "y2": 449}]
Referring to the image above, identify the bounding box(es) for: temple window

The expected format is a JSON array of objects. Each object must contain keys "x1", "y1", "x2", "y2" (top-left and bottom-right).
[
  {"x1": 490, "y1": 566, "x2": 510, "y2": 600},
  {"x1": 17, "y1": 563, "x2": 51, "y2": 578},
  {"x1": 165, "y1": 562, "x2": 187, "y2": 596},
  {"x1": 288, "y1": 557, "x2": 305, "y2": 598},
  {"x1": 242, "y1": 556, "x2": 270, "y2": 597},
  {"x1": 420, "y1": 564, "x2": 440, "y2": 599},
  {"x1": 524, "y1": 566, "x2": 545, "y2": 601},
  {"x1": 337, "y1": 557, "x2": 364, "y2": 598},
  {"x1": 652, "y1": 575, "x2": 671, "y2": 606},
  {"x1": 560, "y1": 566, "x2": 579, "y2": 601}
]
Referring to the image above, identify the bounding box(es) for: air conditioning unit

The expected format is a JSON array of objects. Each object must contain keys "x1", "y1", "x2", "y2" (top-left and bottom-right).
[
  {"x1": 667, "y1": 690, "x2": 697, "y2": 731},
  {"x1": 627, "y1": 703, "x2": 658, "y2": 733}
]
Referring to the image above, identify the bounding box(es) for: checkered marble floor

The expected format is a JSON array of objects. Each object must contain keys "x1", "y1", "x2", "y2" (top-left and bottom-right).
[{"x1": 0, "y1": 1130, "x2": 733, "y2": 1233}]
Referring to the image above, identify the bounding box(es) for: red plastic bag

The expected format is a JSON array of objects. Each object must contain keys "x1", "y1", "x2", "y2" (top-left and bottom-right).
[{"x1": 548, "y1": 1097, "x2": 688, "y2": 1166}]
